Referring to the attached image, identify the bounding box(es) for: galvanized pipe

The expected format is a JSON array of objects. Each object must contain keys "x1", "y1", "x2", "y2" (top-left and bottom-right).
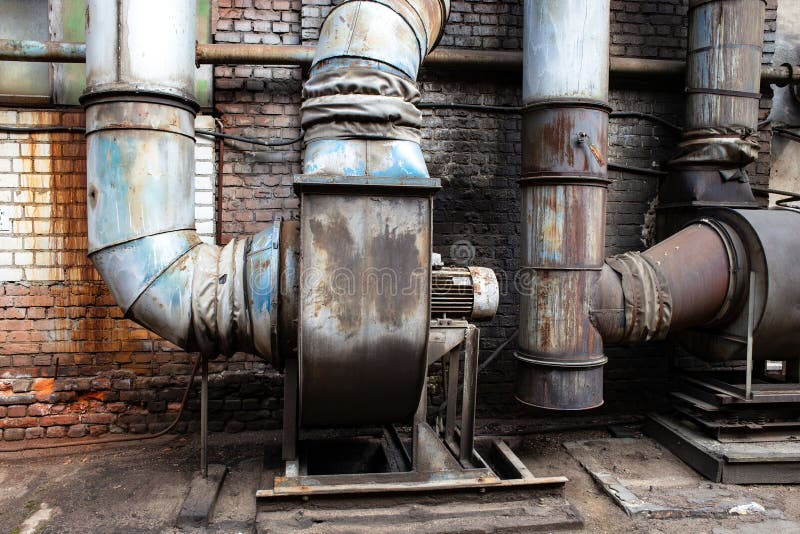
[
  {"x1": 0, "y1": 38, "x2": 85, "y2": 62},
  {"x1": 82, "y1": 0, "x2": 285, "y2": 362},
  {"x1": 295, "y1": 0, "x2": 450, "y2": 426},
  {"x1": 515, "y1": 0, "x2": 611, "y2": 411}
]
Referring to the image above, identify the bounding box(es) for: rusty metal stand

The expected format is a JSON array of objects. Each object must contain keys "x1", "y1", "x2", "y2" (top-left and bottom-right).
[
  {"x1": 647, "y1": 277, "x2": 800, "y2": 483},
  {"x1": 258, "y1": 320, "x2": 571, "y2": 502}
]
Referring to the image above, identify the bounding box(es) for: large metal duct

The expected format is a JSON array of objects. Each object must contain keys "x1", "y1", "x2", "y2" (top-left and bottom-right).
[
  {"x1": 515, "y1": 0, "x2": 611, "y2": 411},
  {"x1": 592, "y1": 0, "x2": 800, "y2": 367},
  {"x1": 82, "y1": 0, "x2": 292, "y2": 362},
  {"x1": 662, "y1": 0, "x2": 766, "y2": 211},
  {"x1": 295, "y1": 0, "x2": 449, "y2": 426}
]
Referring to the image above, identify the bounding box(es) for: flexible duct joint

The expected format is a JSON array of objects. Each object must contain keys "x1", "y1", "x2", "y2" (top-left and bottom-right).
[{"x1": 82, "y1": 0, "x2": 291, "y2": 362}]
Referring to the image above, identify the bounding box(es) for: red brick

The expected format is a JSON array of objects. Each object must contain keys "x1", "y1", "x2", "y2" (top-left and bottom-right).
[
  {"x1": 45, "y1": 426, "x2": 66, "y2": 438},
  {"x1": 27, "y1": 404, "x2": 49, "y2": 416},
  {"x1": 6, "y1": 405, "x2": 26, "y2": 417},
  {"x1": 39, "y1": 414, "x2": 79, "y2": 427}
]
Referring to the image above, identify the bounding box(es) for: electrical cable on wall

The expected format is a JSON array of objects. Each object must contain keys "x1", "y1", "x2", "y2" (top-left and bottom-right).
[{"x1": 0, "y1": 125, "x2": 304, "y2": 148}]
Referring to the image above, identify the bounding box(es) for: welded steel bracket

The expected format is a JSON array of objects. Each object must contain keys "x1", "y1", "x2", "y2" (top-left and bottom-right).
[{"x1": 262, "y1": 322, "x2": 568, "y2": 499}]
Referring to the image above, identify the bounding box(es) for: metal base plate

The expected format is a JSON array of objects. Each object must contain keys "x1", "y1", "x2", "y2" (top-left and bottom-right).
[
  {"x1": 256, "y1": 490, "x2": 582, "y2": 533},
  {"x1": 257, "y1": 424, "x2": 579, "y2": 532},
  {"x1": 646, "y1": 413, "x2": 800, "y2": 484},
  {"x1": 258, "y1": 424, "x2": 567, "y2": 499}
]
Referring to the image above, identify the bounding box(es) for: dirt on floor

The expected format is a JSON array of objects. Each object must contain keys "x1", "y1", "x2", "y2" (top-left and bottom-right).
[{"x1": 0, "y1": 426, "x2": 798, "y2": 533}]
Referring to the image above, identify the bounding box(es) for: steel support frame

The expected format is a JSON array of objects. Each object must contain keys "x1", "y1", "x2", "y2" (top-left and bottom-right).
[{"x1": 260, "y1": 320, "x2": 567, "y2": 498}]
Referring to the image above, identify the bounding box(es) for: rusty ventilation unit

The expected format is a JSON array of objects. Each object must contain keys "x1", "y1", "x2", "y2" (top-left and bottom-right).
[{"x1": 81, "y1": 0, "x2": 800, "y2": 454}]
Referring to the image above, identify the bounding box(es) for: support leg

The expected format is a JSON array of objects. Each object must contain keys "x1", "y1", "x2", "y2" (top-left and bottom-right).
[
  {"x1": 201, "y1": 353, "x2": 209, "y2": 478},
  {"x1": 282, "y1": 357, "x2": 299, "y2": 462},
  {"x1": 445, "y1": 348, "x2": 460, "y2": 444},
  {"x1": 460, "y1": 326, "x2": 479, "y2": 465},
  {"x1": 412, "y1": 375, "x2": 427, "y2": 470}
]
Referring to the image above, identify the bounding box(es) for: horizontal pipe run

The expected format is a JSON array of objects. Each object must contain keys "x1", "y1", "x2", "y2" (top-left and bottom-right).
[
  {"x1": 3, "y1": 39, "x2": 798, "y2": 88},
  {"x1": 0, "y1": 38, "x2": 85, "y2": 62}
]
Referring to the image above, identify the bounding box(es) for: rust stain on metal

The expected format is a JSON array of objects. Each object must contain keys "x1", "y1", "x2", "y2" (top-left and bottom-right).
[{"x1": 307, "y1": 211, "x2": 362, "y2": 335}]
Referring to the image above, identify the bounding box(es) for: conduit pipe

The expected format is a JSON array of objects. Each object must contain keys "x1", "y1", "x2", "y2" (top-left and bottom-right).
[
  {"x1": 81, "y1": 0, "x2": 293, "y2": 363},
  {"x1": 295, "y1": 0, "x2": 449, "y2": 426},
  {"x1": 7, "y1": 38, "x2": 800, "y2": 88},
  {"x1": 515, "y1": 0, "x2": 611, "y2": 411}
]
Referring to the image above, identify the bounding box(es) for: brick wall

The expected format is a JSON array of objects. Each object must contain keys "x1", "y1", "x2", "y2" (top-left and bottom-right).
[{"x1": 0, "y1": 0, "x2": 785, "y2": 442}]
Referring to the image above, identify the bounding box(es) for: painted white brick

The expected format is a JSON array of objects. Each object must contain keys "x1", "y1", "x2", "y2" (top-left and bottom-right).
[
  {"x1": 32, "y1": 220, "x2": 50, "y2": 234},
  {"x1": 13, "y1": 190, "x2": 33, "y2": 203},
  {"x1": 0, "y1": 237, "x2": 22, "y2": 250},
  {"x1": 195, "y1": 146, "x2": 214, "y2": 161},
  {"x1": 195, "y1": 176, "x2": 213, "y2": 191},
  {"x1": 25, "y1": 267, "x2": 60, "y2": 281},
  {"x1": 0, "y1": 159, "x2": 10, "y2": 172},
  {"x1": 12, "y1": 158, "x2": 32, "y2": 173},
  {"x1": 0, "y1": 144, "x2": 19, "y2": 157},
  {"x1": 13, "y1": 220, "x2": 32, "y2": 234},
  {"x1": 20, "y1": 143, "x2": 50, "y2": 157},
  {"x1": 196, "y1": 161, "x2": 214, "y2": 175},
  {"x1": 14, "y1": 252, "x2": 32, "y2": 265},
  {"x1": 33, "y1": 159, "x2": 51, "y2": 173},
  {"x1": 0, "y1": 111, "x2": 18, "y2": 124},
  {"x1": 20, "y1": 174, "x2": 49, "y2": 188},
  {"x1": 24, "y1": 205, "x2": 51, "y2": 218},
  {"x1": 195, "y1": 191, "x2": 213, "y2": 205},
  {"x1": 0, "y1": 174, "x2": 19, "y2": 188},
  {"x1": 23, "y1": 237, "x2": 51, "y2": 249},
  {"x1": 34, "y1": 252, "x2": 54, "y2": 266},
  {"x1": 196, "y1": 220, "x2": 214, "y2": 235},
  {"x1": 0, "y1": 252, "x2": 12, "y2": 265},
  {"x1": 0, "y1": 267, "x2": 23, "y2": 281},
  {"x1": 195, "y1": 206, "x2": 214, "y2": 221}
]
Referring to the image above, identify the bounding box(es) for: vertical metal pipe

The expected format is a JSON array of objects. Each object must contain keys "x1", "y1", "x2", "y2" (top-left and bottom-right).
[
  {"x1": 665, "y1": 0, "x2": 767, "y2": 208},
  {"x1": 515, "y1": 0, "x2": 611, "y2": 410}
]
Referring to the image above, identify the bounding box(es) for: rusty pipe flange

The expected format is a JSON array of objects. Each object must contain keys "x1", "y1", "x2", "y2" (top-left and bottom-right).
[
  {"x1": 691, "y1": 218, "x2": 749, "y2": 328},
  {"x1": 513, "y1": 352, "x2": 607, "y2": 411}
]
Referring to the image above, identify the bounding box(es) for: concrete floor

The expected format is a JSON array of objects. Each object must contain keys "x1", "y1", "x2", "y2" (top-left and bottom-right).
[{"x1": 0, "y1": 427, "x2": 798, "y2": 533}]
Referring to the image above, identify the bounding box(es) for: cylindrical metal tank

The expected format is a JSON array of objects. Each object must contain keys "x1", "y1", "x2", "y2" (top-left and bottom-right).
[{"x1": 516, "y1": 0, "x2": 611, "y2": 411}]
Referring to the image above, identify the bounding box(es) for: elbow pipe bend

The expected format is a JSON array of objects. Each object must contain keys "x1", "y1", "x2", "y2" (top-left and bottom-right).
[{"x1": 82, "y1": 0, "x2": 297, "y2": 365}]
